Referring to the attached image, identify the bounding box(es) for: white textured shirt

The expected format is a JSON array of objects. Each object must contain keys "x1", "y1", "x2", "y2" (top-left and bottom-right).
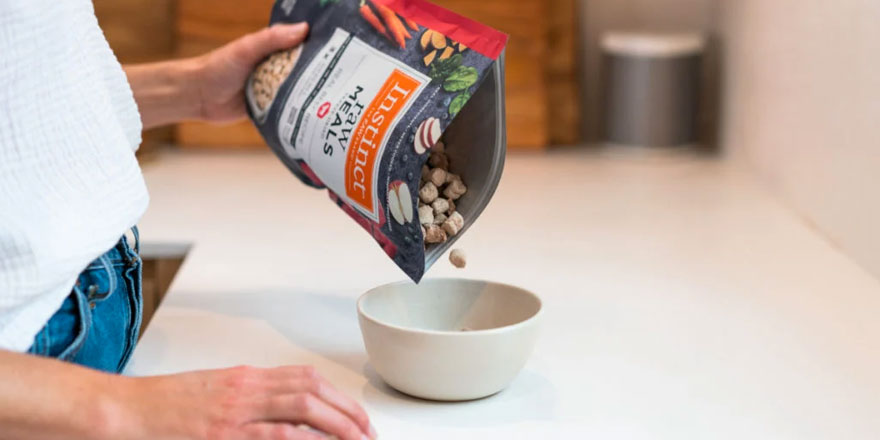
[{"x1": 0, "y1": 0, "x2": 149, "y2": 351}]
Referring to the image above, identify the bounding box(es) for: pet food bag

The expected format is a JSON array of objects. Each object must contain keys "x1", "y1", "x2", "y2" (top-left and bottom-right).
[{"x1": 246, "y1": 0, "x2": 508, "y2": 282}]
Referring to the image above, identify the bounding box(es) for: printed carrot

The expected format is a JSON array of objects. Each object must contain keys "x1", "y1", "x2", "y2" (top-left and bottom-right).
[
  {"x1": 360, "y1": 3, "x2": 388, "y2": 37},
  {"x1": 404, "y1": 17, "x2": 419, "y2": 32},
  {"x1": 375, "y1": 4, "x2": 409, "y2": 48}
]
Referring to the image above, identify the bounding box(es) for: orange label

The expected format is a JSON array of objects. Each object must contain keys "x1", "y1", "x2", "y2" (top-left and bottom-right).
[{"x1": 345, "y1": 69, "x2": 421, "y2": 214}]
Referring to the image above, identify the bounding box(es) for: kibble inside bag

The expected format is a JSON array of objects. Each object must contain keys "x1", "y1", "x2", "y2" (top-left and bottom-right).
[{"x1": 246, "y1": 0, "x2": 508, "y2": 282}]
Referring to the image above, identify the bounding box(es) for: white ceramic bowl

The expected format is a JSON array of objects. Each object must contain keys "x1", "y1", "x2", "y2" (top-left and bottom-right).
[{"x1": 357, "y1": 278, "x2": 542, "y2": 401}]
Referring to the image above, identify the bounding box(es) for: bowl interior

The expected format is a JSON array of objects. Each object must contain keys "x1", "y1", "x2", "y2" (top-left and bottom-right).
[{"x1": 359, "y1": 279, "x2": 541, "y2": 332}]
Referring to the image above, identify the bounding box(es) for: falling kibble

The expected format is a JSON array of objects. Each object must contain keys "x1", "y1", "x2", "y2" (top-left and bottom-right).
[{"x1": 449, "y1": 249, "x2": 467, "y2": 268}]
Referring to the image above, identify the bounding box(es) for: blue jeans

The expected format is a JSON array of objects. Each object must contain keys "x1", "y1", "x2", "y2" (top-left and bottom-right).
[{"x1": 28, "y1": 228, "x2": 143, "y2": 373}]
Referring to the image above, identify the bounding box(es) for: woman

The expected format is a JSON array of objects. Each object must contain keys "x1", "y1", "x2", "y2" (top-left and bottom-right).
[{"x1": 0, "y1": 1, "x2": 375, "y2": 439}]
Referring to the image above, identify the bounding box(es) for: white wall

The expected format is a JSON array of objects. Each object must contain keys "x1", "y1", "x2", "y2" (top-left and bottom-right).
[{"x1": 719, "y1": 0, "x2": 880, "y2": 278}]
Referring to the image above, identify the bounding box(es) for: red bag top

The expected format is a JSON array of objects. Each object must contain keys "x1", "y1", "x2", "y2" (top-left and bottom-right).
[{"x1": 373, "y1": 0, "x2": 509, "y2": 59}]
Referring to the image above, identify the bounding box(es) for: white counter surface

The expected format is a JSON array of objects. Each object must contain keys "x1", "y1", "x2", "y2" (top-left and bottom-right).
[{"x1": 128, "y1": 150, "x2": 880, "y2": 439}]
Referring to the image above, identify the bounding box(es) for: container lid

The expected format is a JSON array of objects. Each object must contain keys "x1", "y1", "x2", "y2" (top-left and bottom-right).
[{"x1": 601, "y1": 32, "x2": 706, "y2": 57}]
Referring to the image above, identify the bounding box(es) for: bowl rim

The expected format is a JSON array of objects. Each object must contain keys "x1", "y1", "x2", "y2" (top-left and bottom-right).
[{"x1": 357, "y1": 277, "x2": 543, "y2": 336}]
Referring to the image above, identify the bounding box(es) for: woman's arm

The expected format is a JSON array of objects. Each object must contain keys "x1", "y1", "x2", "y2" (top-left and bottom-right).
[
  {"x1": 125, "y1": 22, "x2": 308, "y2": 130},
  {"x1": 0, "y1": 349, "x2": 375, "y2": 440},
  {"x1": 0, "y1": 350, "x2": 124, "y2": 440}
]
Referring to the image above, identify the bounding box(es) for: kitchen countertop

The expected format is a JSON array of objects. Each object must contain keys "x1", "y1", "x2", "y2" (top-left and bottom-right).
[{"x1": 127, "y1": 149, "x2": 880, "y2": 439}]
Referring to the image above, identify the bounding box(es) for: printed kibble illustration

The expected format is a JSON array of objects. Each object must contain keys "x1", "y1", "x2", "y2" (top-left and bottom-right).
[{"x1": 246, "y1": 0, "x2": 507, "y2": 282}]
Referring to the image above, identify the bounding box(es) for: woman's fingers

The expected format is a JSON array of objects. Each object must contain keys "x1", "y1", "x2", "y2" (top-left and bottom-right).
[
  {"x1": 232, "y1": 23, "x2": 309, "y2": 68},
  {"x1": 264, "y1": 393, "x2": 368, "y2": 440},
  {"x1": 269, "y1": 367, "x2": 372, "y2": 436},
  {"x1": 309, "y1": 380, "x2": 372, "y2": 438}
]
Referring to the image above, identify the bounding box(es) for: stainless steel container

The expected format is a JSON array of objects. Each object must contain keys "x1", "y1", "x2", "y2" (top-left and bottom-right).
[
  {"x1": 425, "y1": 52, "x2": 506, "y2": 268},
  {"x1": 602, "y1": 33, "x2": 705, "y2": 148}
]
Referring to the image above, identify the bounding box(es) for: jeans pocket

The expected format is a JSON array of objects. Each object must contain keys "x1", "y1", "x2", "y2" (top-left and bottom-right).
[
  {"x1": 29, "y1": 288, "x2": 91, "y2": 361},
  {"x1": 57, "y1": 287, "x2": 91, "y2": 361}
]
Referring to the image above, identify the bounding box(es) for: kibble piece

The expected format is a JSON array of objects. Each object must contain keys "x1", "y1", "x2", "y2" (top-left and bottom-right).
[
  {"x1": 431, "y1": 198, "x2": 449, "y2": 215},
  {"x1": 428, "y1": 151, "x2": 449, "y2": 169},
  {"x1": 443, "y1": 178, "x2": 467, "y2": 200},
  {"x1": 418, "y1": 205, "x2": 434, "y2": 226},
  {"x1": 442, "y1": 211, "x2": 464, "y2": 236},
  {"x1": 425, "y1": 225, "x2": 448, "y2": 244},
  {"x1": 419, "y1": 182, "x2": 439, "y2": 203},
  {"x1": 445, "y1": 172, "x2": 459, "y2": 184},
  {"x1": 433, "y1": 213, "x2": 448, "y2": 225},
  {"x1": 421, "y1": 165, "x2": 431, "y2": 181},
  {"x1": 449, "y1": 249, "x2": 467, "y2": 268},
  {"x1": 433, "y1": 141, "x2": 445, "y2": 153},
  {"x1": 428, "y1": 168, "x2": 447, "y2": 187},
  {"x1": 447, "y1": 198, "x2": 456, "y2": 213}
]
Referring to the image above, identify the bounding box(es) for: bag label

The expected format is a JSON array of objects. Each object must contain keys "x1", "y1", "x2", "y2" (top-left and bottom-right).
[{"x1": 277, "y1": 28, "x2": 429, "y2": 221}]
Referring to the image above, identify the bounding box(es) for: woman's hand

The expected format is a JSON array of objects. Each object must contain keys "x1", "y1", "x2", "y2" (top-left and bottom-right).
[
  {"x1": 0, "y1": 350, "x2": 374, "y2": 440},
  {"x1": 124, "y1": 365, "x2": 376, "y2": 440},
  {"x1": 192, "y1": 23, "x2": 309, "y2": 123},
  {"x1": 125, "y1": 23, "x2": 309, "y2": 129}
]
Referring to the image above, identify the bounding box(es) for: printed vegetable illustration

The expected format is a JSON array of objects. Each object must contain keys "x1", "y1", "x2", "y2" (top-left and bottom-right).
[
  {"x1": 359, "y1": 3, "x2": 388, "y2": 37},
  {"x1": 376, "y1": 5, "x2": 409, "y2": 48},
  {"x1": 416, "y1": 29, "x2": 480, "y2": 117},
  {"x1": 388, "y1": 181, "x2": 415, "y2": 225},
  {"x1": 428, "y1": 54, "x2": 462, "y2": 81},
  {"x1": 443, "y1": 66, "x2": 478, "y2": 92},
  {"x1": 439, "y1": 46, "x2": 454, "y2": 61},
  {"x1": 404, "y1": 17, "x2": 420, "y2": 32},
  {"x1": 359, "y1": 1, "x2": 413, "y2": 49},
  {"x1": 420, "y1": 29, "x2": 467, "y2": 67},
  {"x1": 320, "y1": 0, "x2": 341, "y2": 6},
  {"x1": 413, "y1": 117, "x2": 441, "y2": 154},
  {"x1": 423, "y1": 51, "x2": 437, "y2": 66},
  {"x1": 449, "y1": 91, "x2": 471, "y2": 117}
]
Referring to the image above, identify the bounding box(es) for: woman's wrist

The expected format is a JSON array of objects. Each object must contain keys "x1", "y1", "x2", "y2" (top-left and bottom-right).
[
  {"x1": 101, "y1": 375, "x2": 192, "y2": 440},
  {"x1": 82, "y1": 375, "x2": 145, "y2": 440}
]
